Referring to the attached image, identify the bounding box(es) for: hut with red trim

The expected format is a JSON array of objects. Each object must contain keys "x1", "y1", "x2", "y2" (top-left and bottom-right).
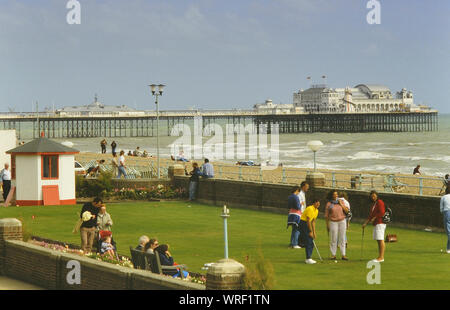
[{"x1": 6, "y1": 137, "x2": 79, "y2": 206}]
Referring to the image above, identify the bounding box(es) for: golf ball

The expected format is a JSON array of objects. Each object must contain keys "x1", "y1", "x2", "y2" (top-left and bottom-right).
[
  {"x1": 334, "y1": 260, "x2": 337, "y2": 263},
  {"x1": 441, "y1": 249, "x2": 443, "y2": 252}
]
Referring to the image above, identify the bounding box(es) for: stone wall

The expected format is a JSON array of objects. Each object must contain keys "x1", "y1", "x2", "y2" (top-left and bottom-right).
[
  {"x1": 173, "y1": 176, "x2": 444, "y2": 229},
  {"x1": 3, "y1": 240, "x2": 205, "y2": 290}
]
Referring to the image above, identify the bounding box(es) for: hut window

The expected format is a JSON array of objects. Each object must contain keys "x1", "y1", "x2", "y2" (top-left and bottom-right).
[{"x1": 42, "y1": 155, "x2": 59, "y2": 179}]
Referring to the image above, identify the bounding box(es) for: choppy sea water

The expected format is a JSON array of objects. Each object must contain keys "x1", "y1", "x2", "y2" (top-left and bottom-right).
[{"x1": 40, "y1": 114, "x2": 450, "y2": 177}]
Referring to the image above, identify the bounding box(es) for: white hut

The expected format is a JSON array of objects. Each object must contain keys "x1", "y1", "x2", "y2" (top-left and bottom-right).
[{"x1": 6, "y1": 137, "x2": 79, "y2": 206}]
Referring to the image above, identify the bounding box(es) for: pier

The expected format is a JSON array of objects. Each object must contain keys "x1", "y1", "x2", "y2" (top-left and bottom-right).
[{"x1": 0, "y1": 111, "x2": 438, "y2": 139}]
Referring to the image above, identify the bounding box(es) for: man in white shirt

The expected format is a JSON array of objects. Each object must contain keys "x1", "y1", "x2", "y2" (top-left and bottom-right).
[
  {"x1": 117, "y1": 151, "x2": 127, "y2": 179},
  {"x1": 0, "y1": 163, "x2": 12, "y2": 201},
  {"x1": 201, "y1": 158, "x2": 214, "y2": 178},
  {"x1": 297, "y1": 181, "x2": 309, "y2": 213},
  {"x1": 440, "y1": 187, "x2": 450, "y2": 253}
]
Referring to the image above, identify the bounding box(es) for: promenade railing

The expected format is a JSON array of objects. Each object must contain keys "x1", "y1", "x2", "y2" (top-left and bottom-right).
[{"x1": 212, "y1": 164, "x2": 446, "y2": 197}]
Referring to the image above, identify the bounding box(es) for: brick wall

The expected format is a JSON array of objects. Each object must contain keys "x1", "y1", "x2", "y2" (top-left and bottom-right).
[
  {"x1": 0, "y1": 218, "x2": 22, "y2": 275},
  {"x1": 173, "y1": 176, "x2": 444, "y2": 230},
  {"x1": 4, "y1": 240, "x2": 205, "y2": 290}
]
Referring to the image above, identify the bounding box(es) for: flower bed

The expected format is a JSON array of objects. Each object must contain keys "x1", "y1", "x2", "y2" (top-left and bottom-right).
[
  {"x1": 28, "y1": 238, "x2": 205, "y2": 284},
  {"x1": 76, "y1": 175, "x2": 187, "y2": 200}
]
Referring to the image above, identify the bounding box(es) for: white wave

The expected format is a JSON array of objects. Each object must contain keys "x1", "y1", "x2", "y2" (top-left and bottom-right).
[{"x1": 347, "y1": 151, "x2": 390, "y2": 160}]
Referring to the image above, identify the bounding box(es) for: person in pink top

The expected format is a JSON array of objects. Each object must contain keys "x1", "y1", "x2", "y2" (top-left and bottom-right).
[
  {"x1": 362, "y1": 190, "x2": 386, "y2": 263},
  {"x1": 325, "y1": 190, "x2": 349, "y2": 260}
]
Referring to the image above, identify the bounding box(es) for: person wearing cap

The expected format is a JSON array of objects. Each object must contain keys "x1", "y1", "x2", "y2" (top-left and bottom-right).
[{"x1": 300, "y1": 198, "x2": 321, "y2": 264}]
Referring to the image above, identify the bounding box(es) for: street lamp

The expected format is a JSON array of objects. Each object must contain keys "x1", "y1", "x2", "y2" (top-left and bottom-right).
[
  {"x1": 307, "y1": 140, "x2": 323, "y2": 171},
  {"x1": 149, "y1": 84, "x2": 165, "y2": 179}
]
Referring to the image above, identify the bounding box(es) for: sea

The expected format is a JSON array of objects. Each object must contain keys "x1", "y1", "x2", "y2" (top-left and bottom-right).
[{"x1": 20, "y1": 114, "x2": 450, "y2": 177}]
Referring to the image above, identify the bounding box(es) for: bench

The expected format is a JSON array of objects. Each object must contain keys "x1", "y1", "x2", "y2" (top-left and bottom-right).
[
  {"x1": 129, "y1": 246, "x2": 146, "y2": 269},
  {"x1": 129, "y1": 247, "x2": 188, "y2": 279},
  {"x1": 144, "y1": 251, "x2": 188, "y2": 279}
]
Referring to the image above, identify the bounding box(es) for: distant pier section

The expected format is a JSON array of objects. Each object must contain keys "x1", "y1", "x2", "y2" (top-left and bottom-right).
[
  {"x1": 0, "y1": 84, "x2": 438, "y2": 139},
  {"x1": 0, "y1": 110, "x2": 438, "y2": 139}
]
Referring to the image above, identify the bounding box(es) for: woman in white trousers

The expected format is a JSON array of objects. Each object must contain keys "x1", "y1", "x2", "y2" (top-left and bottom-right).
[{"x1": 325, "y1": 190, "x2": 349, "y2": 260}]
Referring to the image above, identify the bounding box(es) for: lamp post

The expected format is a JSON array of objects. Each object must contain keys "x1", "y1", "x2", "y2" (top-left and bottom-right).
[
  {"x1": 221, "y1": 205, "x2": 230, "y2": 259},
  {"x1": 149, "y1": 84, "x2": 165, "y2": 179},
  {"x1": 306, "y1": 140, "x2": 325, "y2": 187},
  {"x1": 307, "y1": 140, "x2": 323, "y2": 171}
]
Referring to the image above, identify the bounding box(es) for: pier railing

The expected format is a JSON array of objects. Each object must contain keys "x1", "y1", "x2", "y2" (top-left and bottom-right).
[{"x1": 211, "y1": 164, "x2": 446, "y2": 196}]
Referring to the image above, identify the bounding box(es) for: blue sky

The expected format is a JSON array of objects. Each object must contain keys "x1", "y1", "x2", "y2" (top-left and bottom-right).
[{"x1": 0, "y1": 0, "x2": 449, "y2": 112}]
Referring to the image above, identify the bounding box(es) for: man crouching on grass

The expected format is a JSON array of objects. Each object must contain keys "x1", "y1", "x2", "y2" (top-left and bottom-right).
[
  {"x1": 362, "y1": 190, "x2": 386, "y2": 263},
  {"x1": 299, "y1": 198, "x2": 321, "y2": 264}
]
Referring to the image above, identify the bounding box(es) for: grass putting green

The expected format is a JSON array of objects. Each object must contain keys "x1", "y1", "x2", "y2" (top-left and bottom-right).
[{"x1": 1, "y1": 201, "x2": 449, "y2": 290}]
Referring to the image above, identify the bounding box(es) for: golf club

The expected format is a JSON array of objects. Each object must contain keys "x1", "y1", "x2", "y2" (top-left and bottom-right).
[
  {"x1": 327, "y1": 230, "x2": 331, "y2": 259},
  {"x1": 360, "y1": 226, "x2": 365, "y2": 261},
  {"x1": 313, "y1": 240, "x2": 323, "y2": 262}
]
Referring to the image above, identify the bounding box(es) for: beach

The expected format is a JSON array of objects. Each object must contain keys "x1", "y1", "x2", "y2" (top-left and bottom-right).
[{"x1": 75, "y1": 152, "x2": 446, "y2": 197}]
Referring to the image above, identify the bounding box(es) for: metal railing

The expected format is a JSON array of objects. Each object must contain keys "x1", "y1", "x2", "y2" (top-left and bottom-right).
[{"x1": 210, "y1": 164, "x2": 446, "y2": 196}]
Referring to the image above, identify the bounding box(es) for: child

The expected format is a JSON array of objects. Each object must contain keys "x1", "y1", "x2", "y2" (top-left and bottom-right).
[
  {"x1": 338, "y1": 191, "x2": 351, "y2": 248},
  {"x1": 100, "y1": 236, "x2": 115, "y2": 259}
]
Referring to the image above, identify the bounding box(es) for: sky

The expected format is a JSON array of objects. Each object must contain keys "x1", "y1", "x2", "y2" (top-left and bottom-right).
[{"x1": 0, "y1": 0, "x2": 449, "y2": 113}]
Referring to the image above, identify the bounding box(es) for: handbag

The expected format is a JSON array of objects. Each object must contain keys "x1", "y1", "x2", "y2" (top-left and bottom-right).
[{"x1": 385, "y1": 234, "x2": 397, "y2": 242}]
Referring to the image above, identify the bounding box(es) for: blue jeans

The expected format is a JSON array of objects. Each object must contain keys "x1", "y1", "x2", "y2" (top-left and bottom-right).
[
  {"x1": 444, "y1": 210, "x2": 450, "y2": 251},
  {"x1": 290, "y1": 224, "x2": 300, "y2": 247},
  {"x1": 117, "y1": 166, "x2": 127, "y2": 178},
  {"x1": 189, "y1": 181, "x2": 198, "y2": 200},
  {"x1": 300, "y1": 221, "x2": 314, "y2": 259}
]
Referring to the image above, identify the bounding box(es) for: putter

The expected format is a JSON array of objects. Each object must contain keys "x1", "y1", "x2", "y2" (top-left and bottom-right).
[
  {"x1": 313, "y1": 240, "x2": 323, "y2": 262},
  {"x1": 360, "y1": 227, "x2": 365, "y2": 261},
  {"x1": 327, "y1": 231, "x2": 331, "y2": 259}
]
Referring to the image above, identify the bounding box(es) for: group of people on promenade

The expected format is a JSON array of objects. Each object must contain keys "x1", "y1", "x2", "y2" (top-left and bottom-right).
[
  {"x1": 185, "y1": 159, "x2": 214, "y2": 201},
  {"x1": 134, "y1": 235, "x2": 189, "y2": 279},
  {"x1": 287, "y1": 181, "x2": 388, "y2": 264},
  {"x1": 100, "y1": 139, "x2": 151, "y2": 158}
]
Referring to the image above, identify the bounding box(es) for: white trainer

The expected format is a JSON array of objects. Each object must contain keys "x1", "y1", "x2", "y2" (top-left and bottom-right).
[
  {"x1": 292, "y1": 245, "x2": 302, "y2": 249},
  {"x1": 446, "y1": 250, "x2": 450, "y2": 254},
  {"x1": 305, "y1": 259, "x2": 317, "y2": 264},
  {"x1": 370, "y1": 258, "x2": 384, "y2": 263}
]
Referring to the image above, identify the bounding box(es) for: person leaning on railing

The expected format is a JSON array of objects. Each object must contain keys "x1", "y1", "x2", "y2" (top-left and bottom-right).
[{"x1": 185, "y1": 162, "x2": 202, "y2": 201}]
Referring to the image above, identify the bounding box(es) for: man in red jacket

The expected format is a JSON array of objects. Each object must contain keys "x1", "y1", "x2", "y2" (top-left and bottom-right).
[{"x1": 362, "y1": 190, "x2": 386, "y2": 262}]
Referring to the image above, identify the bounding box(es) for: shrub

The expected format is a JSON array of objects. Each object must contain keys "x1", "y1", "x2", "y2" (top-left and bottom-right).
[
  {"x1": 242, "y1": 249, "x2": 276, "y2": 290},
  {"x1": 76, "y1": 171, "x2": 114, "y2": 198}
]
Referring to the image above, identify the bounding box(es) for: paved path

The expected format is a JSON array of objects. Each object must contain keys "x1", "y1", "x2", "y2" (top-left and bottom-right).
[{"x1": 0, "y1": 276, "x2": 45, "y2": 290}]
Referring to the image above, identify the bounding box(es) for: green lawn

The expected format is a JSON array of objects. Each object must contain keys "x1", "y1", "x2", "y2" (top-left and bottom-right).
[{"x1": 1, "y1": 201, "x2": 449, "y2": 290}]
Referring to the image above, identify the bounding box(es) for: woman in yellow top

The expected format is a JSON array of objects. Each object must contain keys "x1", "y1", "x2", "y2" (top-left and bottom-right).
[{"x1": 299, "y1": 198, "x2": 321, "y2": 264}]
